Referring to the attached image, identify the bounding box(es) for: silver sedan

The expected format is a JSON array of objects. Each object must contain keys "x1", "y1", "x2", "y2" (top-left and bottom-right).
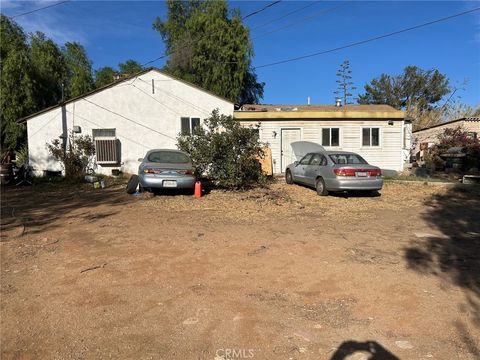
[
  {"x1": 137, "y1": 149, "x2": 196, "y2": 192},
  {"x1": 285, "y1": 149, "x2": 383, "y2": 196}
]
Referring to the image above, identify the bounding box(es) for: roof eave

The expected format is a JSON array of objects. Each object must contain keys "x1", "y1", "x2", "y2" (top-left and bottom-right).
[{"x1": 234, "y1": 110, "x2": 405, "y2": 120}]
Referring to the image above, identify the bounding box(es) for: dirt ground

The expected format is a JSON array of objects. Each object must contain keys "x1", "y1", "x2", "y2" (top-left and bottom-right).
[{"x1": 1, "y1": 180, "x2": 479, "y2": 360}]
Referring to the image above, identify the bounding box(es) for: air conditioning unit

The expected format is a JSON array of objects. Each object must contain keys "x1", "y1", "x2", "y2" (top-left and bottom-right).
[{"x1": 95, "y1": 137, "x2": 119, "y2": 165}]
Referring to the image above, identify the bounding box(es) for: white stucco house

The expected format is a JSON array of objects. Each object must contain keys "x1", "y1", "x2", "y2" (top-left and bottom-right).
[
  {"x1": 234, "y1": 104, "x2": 410, "y2": 174},
  {"x1": 19, "y1": 68, "x2": 234, "y2": 176}
]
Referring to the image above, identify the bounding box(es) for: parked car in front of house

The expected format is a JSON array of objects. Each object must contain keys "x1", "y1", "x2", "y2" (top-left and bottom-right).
[
  {"x1": 126, "y1": 149, "x2": 196, "y2": 194},
  {"x1": 285, "y1": 141, "x2": 383, "y2": 196}
]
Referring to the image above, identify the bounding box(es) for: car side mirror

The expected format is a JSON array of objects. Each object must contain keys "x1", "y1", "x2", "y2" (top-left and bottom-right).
[
  {"x1": 137, "y1": 158, "x2": 143, "y2": 162},
  {"x1": 294, "y1": 161, "x2": 299, "y2": 166}
]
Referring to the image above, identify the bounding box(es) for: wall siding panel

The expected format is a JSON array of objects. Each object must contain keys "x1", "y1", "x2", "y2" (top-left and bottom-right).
[{"x1": 239, "y1": 119, "x2": 404, "y2": 173}]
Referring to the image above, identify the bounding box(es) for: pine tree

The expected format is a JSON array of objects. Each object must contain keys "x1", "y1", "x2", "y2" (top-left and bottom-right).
[{"x1": 334, "y1": 59, "x2": 356, "y2": 105}]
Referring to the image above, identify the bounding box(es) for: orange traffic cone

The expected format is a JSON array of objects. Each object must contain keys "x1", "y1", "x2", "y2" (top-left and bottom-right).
[{"x1": 194, "y1": 181, "x2": 202, "y2": 198}]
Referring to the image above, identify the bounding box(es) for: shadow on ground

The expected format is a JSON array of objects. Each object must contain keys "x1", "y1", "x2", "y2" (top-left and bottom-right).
[
  {"x1": 405, "y1": 185, "x2": 480, "y2": 297},
  {"x1": 404, "y1": 184, "x2": 480, "y2": 355},
  {"x1": 0, "y1": 184, "x2": 131, "y2": 236},
  {"x1": 330, "y1": 341, "x2": 399, "y2": 360}
]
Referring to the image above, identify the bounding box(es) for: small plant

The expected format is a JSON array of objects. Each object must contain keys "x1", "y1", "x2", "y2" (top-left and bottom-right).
[
  {"x1": 177, "y1": 110, "x2": 267, "y2": 189},
  {"x1": 15, "y1": 144, "x2": 29, "y2": 167},
  {"x1": 47, "y1": 132, "x2": 95, "y2": 178}
]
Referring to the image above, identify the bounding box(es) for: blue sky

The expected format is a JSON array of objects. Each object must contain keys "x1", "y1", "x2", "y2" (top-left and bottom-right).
[{"x1": 2, "y1": 0, "x2": 479, "y2": 107}]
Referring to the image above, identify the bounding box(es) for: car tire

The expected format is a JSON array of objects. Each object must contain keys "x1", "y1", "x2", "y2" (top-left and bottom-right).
[
  {"x1": 285, "y1": 170, "x2": 294, "y2": 184},
  {"x1": 126, "y1": 175, "x2": 139, "y2": 194},
  {"x1": 315, "y1": 177, "x2": 328, "y2": 196}
]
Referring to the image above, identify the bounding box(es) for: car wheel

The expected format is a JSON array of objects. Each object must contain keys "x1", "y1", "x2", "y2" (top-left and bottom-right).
[
  {"x1": 285, "y1": 170, "x2": 294, "y2": 184},
  {"x1": 126, "y1": 175, "x2": 139, "y2": 194},
  {"x1": 315, "y1": 177, "x2": 328, "y2": 196}
]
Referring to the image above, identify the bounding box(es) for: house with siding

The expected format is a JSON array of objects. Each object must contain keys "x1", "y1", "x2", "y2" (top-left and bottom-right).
[
  {"x1": 19, "y1": 68, "x2": 234, "y2": 176},
  {"x1": 412, "y1": 117, "x2": 480, "y2": 160},
  {"x1": 234, "y1": 104, "x2": 409, "y2": 174}
]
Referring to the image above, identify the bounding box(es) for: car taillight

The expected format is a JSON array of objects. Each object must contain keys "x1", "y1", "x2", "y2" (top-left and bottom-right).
[
  {"x1": 368, "y1": 169, "x2": 382, "y2": 176},
  {"x1": 334, "y1": 168, "x2": 356, "y2": 177},
  {"x1": 143, "y1": 168, "x2": 162, "y2": 174},
  {"x1": 334, "y1": 168, "x2": 382, "y2": 177}
]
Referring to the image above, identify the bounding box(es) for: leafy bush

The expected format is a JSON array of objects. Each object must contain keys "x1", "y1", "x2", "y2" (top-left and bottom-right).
[
  {"x1": 47, "y1": 132, "x2": 95, "y2": 177},
  {"x1": 426, "y1": 126, "x2": 480, "y2": 172},
  {"x1": 177, "y1": 110, "x2": 267, "y2": 189}
]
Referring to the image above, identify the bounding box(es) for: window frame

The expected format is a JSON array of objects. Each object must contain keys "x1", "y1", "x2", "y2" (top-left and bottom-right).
[
  {"x1": 92, "y1": 128, "x2": 116, "y2": 139},
  {"x1": 361, "y1": 127, "x2": 381, "y2": 147},
  {"x1": 321, "y1": 127, "x2": 341, "y2": 147},
  {"x1": 180, "y1": 117, "x2": 201, "y2": 135}
]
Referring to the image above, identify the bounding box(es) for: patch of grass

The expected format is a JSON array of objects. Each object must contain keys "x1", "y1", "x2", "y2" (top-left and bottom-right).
[
  {"x1": 32, "y1": 174, "x2": 128, "y2": 189},
  {"x1": 383, "y1": 175, "x2": 454, "y2": 183}
]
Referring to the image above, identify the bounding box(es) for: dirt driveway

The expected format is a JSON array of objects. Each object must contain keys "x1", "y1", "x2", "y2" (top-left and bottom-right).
[{"x1": 1, "y1": 181, "x2": 479, "y2": 360}]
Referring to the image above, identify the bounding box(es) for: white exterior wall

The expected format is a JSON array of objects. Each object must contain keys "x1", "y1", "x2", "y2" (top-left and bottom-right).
[
  {"x1": 239, "y1": 119, "x2": 405, "y2": 174},
  {"x1": 27, "y1": 70, "x2": 233, "y2": 176}
]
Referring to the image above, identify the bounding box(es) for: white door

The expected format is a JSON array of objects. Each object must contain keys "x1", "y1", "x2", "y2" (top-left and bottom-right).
[{"x1": 281, "y1": 128, "x2": 301, "y2": 171}]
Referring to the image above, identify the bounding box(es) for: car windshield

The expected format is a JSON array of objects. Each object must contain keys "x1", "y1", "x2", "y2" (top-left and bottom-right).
[
  {"x1": 147, "y1": 151, "x2": 190, "y2": 164},
  {"x1": 329, "y1": 153, "x2": 368, "y2": 165}
]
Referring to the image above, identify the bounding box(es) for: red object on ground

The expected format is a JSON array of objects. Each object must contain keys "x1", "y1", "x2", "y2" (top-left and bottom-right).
[{"x1": 194, "y1": 181, "x2": 202, "y2": 198}]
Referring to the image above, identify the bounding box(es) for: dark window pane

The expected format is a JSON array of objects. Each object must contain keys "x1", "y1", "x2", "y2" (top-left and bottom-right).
[
  {"x1": 181, "y1": 117, "x2": 190, "y2": 135},
  {"x1": 322, "y1": 128, "x2": 330, "y2": 146},
  {"x1": 310, "y1": 154, "x2": 322, "y2": 165},
  {"x1": 372, "y1": 128, "x2": 379, "y2": 146},
  {"x1": 299, "y1": 154, "x2": 313, "y2": 165},
  {"x1": 92, "y1": 128, "x2": 116, "y2": 139},
  {"x1": 320, "y1": 155, "x2": 327, "y2": 166},
  {"x1": 331, "y1": 128, "x2": 339, "y2": 146},
  {"x1": 362, "y1": 128, "x2": 370, "y2": 146},
  {"x1": 191, "y1": 118, "x2": 200, "y2": 132}
]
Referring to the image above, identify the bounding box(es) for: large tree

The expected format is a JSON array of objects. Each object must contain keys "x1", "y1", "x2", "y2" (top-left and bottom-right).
[
  {"x1": 63, "y1": 42, "x2": 94, "y2": 98},
  {"x1": 0, "y1": 15, "x2": 35, "y2": 150},
  {"x1": 358, "y1": 65, "x2": 450, "y2": 112},
  {"x1": 334, "y1": 59, "x2": 356, "y2": 105},
  {"x1": 30, "y1": 31, "x2": 67, "y2": 108},
  {"x1": 153, "y1": 0, "x2": 264, "y2": 105},
  {"x1": 95, "y1": 66, "x2": 118, "y2": 88},
  {"x1": 118, "y1": 59, "x2": 143, "y2": 76}
]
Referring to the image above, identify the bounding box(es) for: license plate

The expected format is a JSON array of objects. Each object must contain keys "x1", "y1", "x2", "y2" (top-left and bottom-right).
[
  {"x1": 356, "y1": 172, "x2": 368, "y2": 177},
  {"x1": 163, "y1": 180, "x2": 177, "y2": 187}
]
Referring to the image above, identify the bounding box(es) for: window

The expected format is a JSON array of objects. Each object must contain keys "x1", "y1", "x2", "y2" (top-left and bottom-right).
[
  {"x1": 329, "y1": 153, "x2": 368, "y2": 165},
  {"x1": 147, "y1": 151, "x2": 190, "y2": 164},
  {"x1": 322, "y1": 128, "x2": 339, "y2": 147},
  {"x1": 310, "y1": 154, "x2": 327, "y2": 166},
  {"x1": 92, "y1": 128, "x2": 116, "y2": 139},
  {"x1": 299, "y1": 154, "x2": 313, "y2": 165},
  {"x1": 362, "y1": 127, "x2": 380, "y2": 146},
  {"x1": 181, "y1": 117, "x2": 200, "y2": 135}
]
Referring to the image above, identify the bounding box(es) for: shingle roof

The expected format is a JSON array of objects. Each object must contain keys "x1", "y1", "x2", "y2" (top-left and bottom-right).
[{"x1": 239, "y1": 104, "x2": 398, "y2": 112}]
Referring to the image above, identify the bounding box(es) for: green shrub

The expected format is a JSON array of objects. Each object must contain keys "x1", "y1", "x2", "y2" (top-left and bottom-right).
[
  {"x1": 177, "y1": 110, "x2": 267, "y2": 189},
  {"x1": 15, "y1": 144, "x2": 29, "y2": 167},
  {"x1": 47, "y1": 132, "x2": 95, "y2": 178}
]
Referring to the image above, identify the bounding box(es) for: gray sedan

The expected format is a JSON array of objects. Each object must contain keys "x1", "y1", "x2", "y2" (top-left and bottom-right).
[
  {"x1": 137, "y1": 149, "x2": 196, "y2": 192},
  {"x1": 285, "y1": 146, "x2": 383, "y2": 196}
]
